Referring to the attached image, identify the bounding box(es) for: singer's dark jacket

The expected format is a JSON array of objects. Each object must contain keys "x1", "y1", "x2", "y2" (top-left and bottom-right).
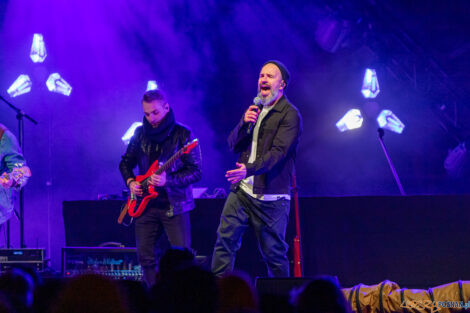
[{"x1": 228, "y1": 95, "x2": 302, "y2": 195}]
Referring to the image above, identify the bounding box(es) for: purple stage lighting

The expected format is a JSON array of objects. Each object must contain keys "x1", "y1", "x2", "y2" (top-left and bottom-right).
[
  {"x1": 444, "y1": 143, "x2": 467, "y2": 176},
  {"x1": 146, "y1": 80, "x2": 158, "y2": 91},
  {"x1": 361, "y1": 68, "x2": 380, "y2": 99},
  {"x1": 30, "y1": 33, "x2": 47, "y2": 63},
  {"x1": 377, "y1": 110, "x2": 405, "y2": 134},
  {"x1": 46, "y1": 73, "x2": 72, "y2": 96},
  {"x1": 336, "y1": 109, "x2": 363, "y2": 132},
  {"x1": 122, "y1": 122, "x2": 142, "y2": 144},
  {"x1": 7, "y1": 74, "x2": 32, "y2": 97}
]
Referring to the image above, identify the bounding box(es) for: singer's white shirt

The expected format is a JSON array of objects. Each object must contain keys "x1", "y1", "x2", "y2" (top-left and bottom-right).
[{"x1": 239, "y1": 104, "x2": 291, "y2": 201}]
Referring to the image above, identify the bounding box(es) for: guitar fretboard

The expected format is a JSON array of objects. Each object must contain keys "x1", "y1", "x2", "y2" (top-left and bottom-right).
[
  {"x1": 155, "y1": 148, "x2": 184, "y2": 174},
  {"x1": 139, "y1": 139, "x2": 197, "y2": 189}
]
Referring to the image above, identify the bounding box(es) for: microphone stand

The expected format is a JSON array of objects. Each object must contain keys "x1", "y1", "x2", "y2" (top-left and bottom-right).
[
  {"x1": 0, "y1": 95, "x2": 38, "y2": 248},
  {"x1": 377, "y1": 128, "x2": 406, "y2": 196}
]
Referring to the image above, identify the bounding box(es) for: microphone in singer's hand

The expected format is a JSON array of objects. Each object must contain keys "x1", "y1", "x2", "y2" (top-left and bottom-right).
[{"x1": 247, "y1": 96, "x2": 262, "y2": 134}]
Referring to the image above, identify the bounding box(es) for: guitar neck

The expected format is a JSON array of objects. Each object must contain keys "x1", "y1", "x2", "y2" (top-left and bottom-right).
[
  {"x1": 141, "y1": 139, "x2": 197, "y2": 185},
  {"x1": 155, "y1": 148, "x2": 184, "y2": 175}
]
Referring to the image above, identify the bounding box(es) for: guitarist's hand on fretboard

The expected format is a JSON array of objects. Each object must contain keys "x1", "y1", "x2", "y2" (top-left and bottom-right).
[{"x1": 149, "y1": 172, "x2": 166, "y2": 187}]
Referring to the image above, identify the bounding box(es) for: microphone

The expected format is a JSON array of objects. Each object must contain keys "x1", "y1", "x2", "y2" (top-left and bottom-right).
[{"x1": 247, "y1": 96, "x2": 262, "y2": 134}]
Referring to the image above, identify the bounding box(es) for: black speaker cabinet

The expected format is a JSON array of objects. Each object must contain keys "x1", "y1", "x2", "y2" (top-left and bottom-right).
[
  {"x1": 255, "y1": 277, "x2": 313, "y2": 296},
  {"x1": 255, "y1": 276, "x2": 339, "y2": 296}
]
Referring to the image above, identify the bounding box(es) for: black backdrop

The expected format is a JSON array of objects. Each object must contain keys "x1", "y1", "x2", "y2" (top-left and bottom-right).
[{"x1": 63, "y1": 195, "x2": 470, "y2": 288}]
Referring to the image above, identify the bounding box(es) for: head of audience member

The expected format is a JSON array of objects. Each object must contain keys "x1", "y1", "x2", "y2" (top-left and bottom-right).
[
  {"x1": 217, "y1": 271, "x2": 258, "y2": 313},
  {"x1": 117, "y1": 280, "x2": 150, "y2": 313},
  {"x1": 0, "y1": 267, "x2": 35, "y2": 313},
  {"x1": 50, "y1": 274, "x2": 129, "y2": 313},
  {"x1": 157, "y1": 247, "x2": 195, "y2": 281},
  {"x1": 292, "y1": 276, "x2": 351, "y2": 313},
  {"x1": 0, "y1": 292, "x2": 15, "y2": 313},
  {"x1": 33, "y1": 277, "x2": 66, "y2": 313},
  {"x1": 151, "y1": 265, "x2": 218, "y2": 313}
]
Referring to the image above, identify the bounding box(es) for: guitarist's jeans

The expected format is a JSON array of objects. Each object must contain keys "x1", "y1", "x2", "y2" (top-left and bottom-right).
[
  {"x1": 211, "y1": 189, "x2": 290, "y2": 277},
  {"x1": 135, "y1": 205, "x2": 191, "y2": 287}
]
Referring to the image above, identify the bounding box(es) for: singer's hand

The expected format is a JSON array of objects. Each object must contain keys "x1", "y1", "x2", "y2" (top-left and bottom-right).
[
  {"x1": 244, "y1": 105, "x2": 260, "y2": 124},
  {"x1": 225, "y1": 162, "x2": 247, "y2": 184}
]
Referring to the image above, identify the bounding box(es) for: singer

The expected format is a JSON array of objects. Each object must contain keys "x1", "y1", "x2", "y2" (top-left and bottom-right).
[{"x1": 211, "y1": 60, "x2": 302, "y2": 277}]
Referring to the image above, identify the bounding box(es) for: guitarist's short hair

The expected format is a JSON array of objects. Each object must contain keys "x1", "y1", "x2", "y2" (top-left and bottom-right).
[{"x1": 142, "y1": 89, "x2": 167, "y2": 104}]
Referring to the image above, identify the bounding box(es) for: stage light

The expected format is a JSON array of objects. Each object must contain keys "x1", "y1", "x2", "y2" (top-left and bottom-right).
[
  {"x1": 30, "y1": 33, "x2": 47, "y2": 63},
  {"x1": 361, "y1": 68, "x2": 380, "y2": 98},
  {"x1": 122, "y1": 122, "x2": 142, "y2": 144},
  {"x1": 146, "y1": 80, "x2": 158, "y2": 91},
  {"x1": 377, "y1": 110, "x2": 405, "y2": 134},
  {"x1": 7, "y1": 75, "x2": 32, "y2": 97},
  {"x1": 46, "y1": 73, "x2": 72, "y2": 96},
  {"x1": 336, "y1": 109, "x2": 363, "y2": 132}
]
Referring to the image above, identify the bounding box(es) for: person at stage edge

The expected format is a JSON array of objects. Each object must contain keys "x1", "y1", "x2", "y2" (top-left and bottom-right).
[
  {"x1": 119, "y1": 90, "x2": 202, "y2": 287},
  {"x1": 211, "y1": 60, "x2": 302, "y2": 277},
  {"x1": 0, "y1": 123, "x2": 31, "y2": 225}
]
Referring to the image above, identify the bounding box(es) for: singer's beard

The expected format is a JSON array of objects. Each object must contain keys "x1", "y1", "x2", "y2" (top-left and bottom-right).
[{"x1": 258, "y1": 88, "x2": 279, "y2": 106}]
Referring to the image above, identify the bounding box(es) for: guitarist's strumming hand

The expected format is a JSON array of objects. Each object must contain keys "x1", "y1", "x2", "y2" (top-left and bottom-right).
[
  {"x1": 129, "y1": 181, "x2": 143, "y2": 197},
  {"x1": 150, "y1": 172, "x2": 166, "y2": 187}
]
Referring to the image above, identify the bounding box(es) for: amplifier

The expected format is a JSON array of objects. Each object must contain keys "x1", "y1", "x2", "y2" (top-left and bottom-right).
[
  {"x1": 0, "y1": 249, "x2": 47, "y2": 272},
  {"x1": 62, "y1": 247, "x2": 142, "y2": 281}
]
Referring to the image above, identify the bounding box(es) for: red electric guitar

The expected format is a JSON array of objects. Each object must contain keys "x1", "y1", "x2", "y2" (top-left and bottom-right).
[{"x1": 118, "y1": 138, "x2": 199, "y2": 224}]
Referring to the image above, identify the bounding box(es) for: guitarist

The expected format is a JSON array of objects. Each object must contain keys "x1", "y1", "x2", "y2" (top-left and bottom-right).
[
  {"x1": 119, "y1": 89, "x2": 201, "y2": 287},
  {"x1": 0, "y1": 123, "x2": 31, "y2": 225}
]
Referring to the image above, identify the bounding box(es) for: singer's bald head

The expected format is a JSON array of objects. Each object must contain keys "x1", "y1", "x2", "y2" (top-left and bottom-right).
[{"x1": 257, "y1": 63, "x2": 285, "y2": 106}]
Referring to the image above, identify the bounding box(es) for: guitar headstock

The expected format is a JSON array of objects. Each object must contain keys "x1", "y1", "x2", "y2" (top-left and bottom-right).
[{"x1": 182, "y1": 138, "x2": 199, "y2": 154}]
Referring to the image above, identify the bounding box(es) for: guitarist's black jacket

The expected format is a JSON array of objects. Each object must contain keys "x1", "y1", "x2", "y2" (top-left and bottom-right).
[{"x1": 119, "y1": 109, "x2": 202, "y2": 217}]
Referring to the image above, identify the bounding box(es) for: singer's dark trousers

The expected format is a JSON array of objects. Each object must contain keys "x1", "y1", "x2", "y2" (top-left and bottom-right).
[
  {"x1": 135, "y1": 203, "x2": 191, "y2": 287},
  {"x1": 211, "y1": 188, "x2": 290, "y2": 277}
]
